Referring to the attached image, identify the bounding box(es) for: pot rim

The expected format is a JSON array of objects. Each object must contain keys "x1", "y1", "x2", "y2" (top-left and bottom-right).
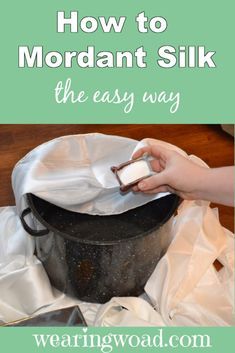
[{"x1": 26, "y1": 193, "x2": 180, "y2": 246}]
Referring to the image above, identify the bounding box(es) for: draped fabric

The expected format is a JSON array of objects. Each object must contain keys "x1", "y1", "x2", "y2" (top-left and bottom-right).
[
  {"x1": 12, "y1": 134, "x2": 182, "y2": 216},
  {"x1": 0, "y1": 134, "x2": 233, "y2": 326}
]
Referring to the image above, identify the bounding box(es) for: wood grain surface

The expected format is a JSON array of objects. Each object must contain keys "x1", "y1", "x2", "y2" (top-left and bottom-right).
[{"x1": 0, "y1": 124, "x2": 234, "y2": 232}]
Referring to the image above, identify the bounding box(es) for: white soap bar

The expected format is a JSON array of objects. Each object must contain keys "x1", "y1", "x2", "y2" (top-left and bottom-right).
[{"x1": 117, "y1": 160, "x2": 151, "y2": 185}]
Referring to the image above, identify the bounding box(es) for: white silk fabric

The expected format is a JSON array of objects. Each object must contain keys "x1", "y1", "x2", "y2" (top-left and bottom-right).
[
  {"x1": 12, "y1": 133, "x2": 187, "y2": 216},
  {"x1": 0, "y1": 200, "x2": 233, "y2": 326},
  {"x1": 95, "y1": 200, "x2": 234, "y2": 326}
]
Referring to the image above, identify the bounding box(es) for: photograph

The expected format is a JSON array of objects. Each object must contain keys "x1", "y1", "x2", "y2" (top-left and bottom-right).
[{"x1": 0, "y1": 124, "x2": 233, "y2": 327}]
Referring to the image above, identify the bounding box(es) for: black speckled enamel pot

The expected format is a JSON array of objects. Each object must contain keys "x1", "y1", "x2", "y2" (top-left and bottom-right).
[{"x1": 21, "y1": 193, "x2": 180, "y2": 304}]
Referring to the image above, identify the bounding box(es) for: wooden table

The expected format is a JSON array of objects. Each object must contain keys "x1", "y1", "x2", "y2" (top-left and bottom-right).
[{"x1": 0, "y1": 124, "x2": 233, "y2": 232}]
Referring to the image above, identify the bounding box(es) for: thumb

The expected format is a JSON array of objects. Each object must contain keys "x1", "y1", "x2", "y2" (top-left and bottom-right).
[{"x1": 138, "y1": 172, "x2": 167, "y2": 191}]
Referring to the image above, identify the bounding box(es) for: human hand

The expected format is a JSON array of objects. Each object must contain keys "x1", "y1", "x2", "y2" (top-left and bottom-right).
[{"x1": 132, "y1": 145, "x2": 208, "y2": 200}]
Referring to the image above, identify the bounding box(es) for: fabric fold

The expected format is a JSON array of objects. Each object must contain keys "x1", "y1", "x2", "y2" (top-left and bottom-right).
[
  {"x1": 0, "y1": 134, "x2": 233, "y2": 327},
  {"x1": 12, "y1": 134, "x2": 186, "y2": 216}
]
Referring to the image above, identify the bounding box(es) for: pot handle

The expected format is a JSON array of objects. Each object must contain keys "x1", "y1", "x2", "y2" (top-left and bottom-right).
[{"x1": 20, "y1": 208, "x2": 49, "y2": 237}]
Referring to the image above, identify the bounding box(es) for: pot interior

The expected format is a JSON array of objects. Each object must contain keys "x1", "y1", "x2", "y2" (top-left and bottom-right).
[{"x1": 27, "y1": 193, "x2": 180, "y2": 243}]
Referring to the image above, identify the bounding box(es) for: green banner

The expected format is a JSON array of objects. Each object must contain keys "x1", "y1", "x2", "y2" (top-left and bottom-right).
[
  {"x1": 0, "y1": 0, "x2": 234, "y2": 123},
  {"x1": 0, "y1": 327, "x2": 235, "y2": 353}
]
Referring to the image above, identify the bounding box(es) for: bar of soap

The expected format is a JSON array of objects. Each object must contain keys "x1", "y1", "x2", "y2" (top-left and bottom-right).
[
  {"x1": 111, "y1": 154, "x2": 153, "y2": 191},
  {"x1": 118, "y1": 160, "x2": 151, "y2": 185}
]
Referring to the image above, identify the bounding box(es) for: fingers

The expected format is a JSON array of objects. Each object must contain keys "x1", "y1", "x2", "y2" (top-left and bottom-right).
[
  {"x1": 132, "y1": 183, "x2": 169, "y2": 194},
  {"x1": 131, "y1": 145, "x2": 175, "y2": 195},
  {"x1": 150, "y1": 159, "x2": 165, "y2": 172},
  {"x1": 132, "y1": 185, "x2": 140, "y2": 192},
  {"x1": 132, "y1": 147, "x2": 165, "y2": 173},
  {"x1": 132, "y1": 146, "x2": 152, "y2": 160},
  {"x1": 132, "y1": 144, "x2": 170, "y2": 161},
  {"x1": 139, "y1": 186, "x2": 170, "y2": 194},
  {"x1": 138, "y1": 173, "x2": 167, "y2": 191}
]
